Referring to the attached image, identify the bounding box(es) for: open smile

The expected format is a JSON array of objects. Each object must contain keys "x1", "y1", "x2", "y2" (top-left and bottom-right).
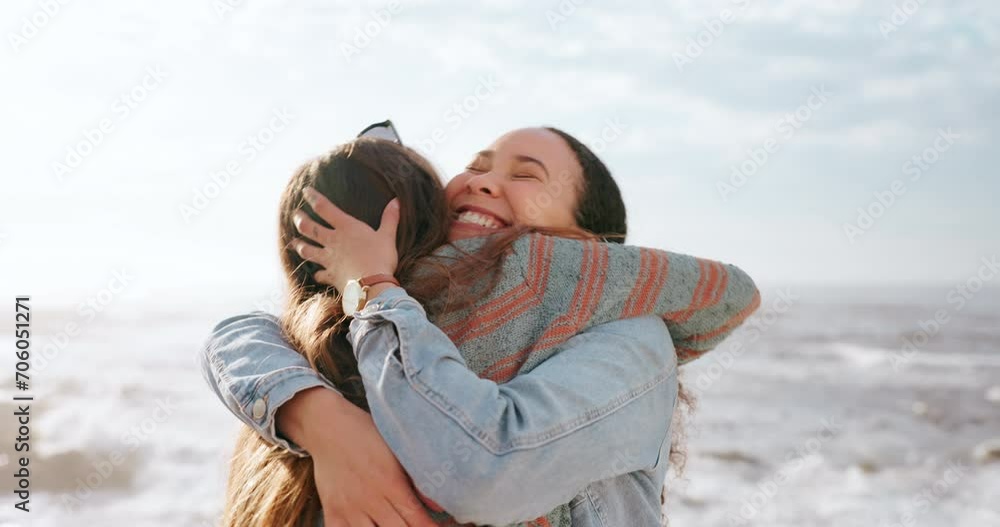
[{"x1": 451, "y1": 205, "x2": 511, "y2": 230}]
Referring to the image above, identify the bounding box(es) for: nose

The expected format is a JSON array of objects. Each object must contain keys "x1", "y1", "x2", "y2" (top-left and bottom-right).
[{"x1": 466, "y1": 172, "x2": 501, "y2": 197}]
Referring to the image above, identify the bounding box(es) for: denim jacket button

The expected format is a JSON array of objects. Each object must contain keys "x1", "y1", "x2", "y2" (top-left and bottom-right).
[{"x1": 251, "y1": 398, "x2": 267, "y2": 420}]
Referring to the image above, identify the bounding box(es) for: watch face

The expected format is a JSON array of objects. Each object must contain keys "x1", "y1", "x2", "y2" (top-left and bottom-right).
[{"x1": 342, "y1": 280, "x2": 363, "y2": 316}]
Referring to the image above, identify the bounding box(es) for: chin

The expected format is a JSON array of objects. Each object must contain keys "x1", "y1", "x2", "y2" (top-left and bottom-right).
[
  {"x1": 448, "y1": 229, "x2": 488, "y2": 241},
  {"x1": 448, "y1": 222, "x2": 506, "y2": 241}
]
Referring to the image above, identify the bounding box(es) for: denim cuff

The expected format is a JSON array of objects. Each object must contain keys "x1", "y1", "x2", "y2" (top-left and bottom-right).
[{"x1": 247, "y1": 367, "x2": 342, "y2": 457}]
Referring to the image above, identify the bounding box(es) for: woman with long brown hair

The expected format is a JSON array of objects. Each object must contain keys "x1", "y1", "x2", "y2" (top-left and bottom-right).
[
  {"x1": 214, "y1": 138, "x2": 451, "y2": 527},
  {"x1": 202, "y1": 126, "x2": 758, "y2": 525}
]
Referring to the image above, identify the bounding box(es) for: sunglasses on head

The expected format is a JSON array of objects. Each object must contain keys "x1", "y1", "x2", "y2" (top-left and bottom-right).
[{"x1": 357, "y1": 119, "x2": 403, "y2": 145}]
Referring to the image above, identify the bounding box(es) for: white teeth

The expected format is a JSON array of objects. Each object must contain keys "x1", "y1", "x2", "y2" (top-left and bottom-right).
[{"x1": 457, "y1": 210, "x2": 502, "y2": 229}]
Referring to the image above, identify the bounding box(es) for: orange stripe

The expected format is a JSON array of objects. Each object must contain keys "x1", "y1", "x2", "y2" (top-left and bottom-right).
[
  {"x1": 623, "y1": 248, "x2": 657, "y2": 318},
  {"x1": 481, "y1": 243, "x2": 593, "y2": 380},
  {"x1": 620, "y1": 247, "x2": 648, "y2": 317},
  {"x1": 640, "y1": 249, "x2": 670, "y2": 316},
  {"x1": 483, "y1": 345, "x2": 532, "y2": 382},
  {"x1": 538, "y1": 245, "x2": 606, "y2": 348},
  {"x1": 440, "y1": 235, "x2": 550, "y2": 338},
  {"x1": 482, "y1": 240, "x2": 592, "y2": 377},
  {"x1": 630, "y1": 248, "x2": 663, "y2": 317},
  {"x1": 689, "y1": 259, "x2": 714, "y2": 315},
  {"x1": 459, "y1": 238, "x2": 554, "y2": 341},
  {"x1": 474, "y1": 236, "x2": 570, "y2": 380},
  {"x1": 669, "y1": 259, "x2": 711, "y2": 323},
  {"x1": 697, "y1": 261, "x2": 722, "y2": 311},
  {"x1": 443, "y1": 235, "x2": 554, "y2": 344},
  {"x1": 455, "y1": 292, "x2": 536, "y2": 343},
  {"x1": 533, "y1": 243, "x2": 606, "y2": 348},
  {"x1": 707, "y1": 262, "x2": 729, "y2": 309},
  {"x1": 485, "y1": 235, "x2": 553, "y2": 315},
  {"x1": 689, "y1": 289, "x2": 762, "y2": 342},
  {"x1": 442, "y1": 237, "x2": 550, "y2": 341},
  {"x1": 559, "y1": 244, "x2": 608, "y2": 342},
  {"x1": 484, "y1": 243, "x2": 609, "y2": 381},
  {"x1": 685, "y1": 259, "x2": 724, "y2": 322},
  {"x1": 676, "y1": 345, "x2": 701, "y2": 362}
]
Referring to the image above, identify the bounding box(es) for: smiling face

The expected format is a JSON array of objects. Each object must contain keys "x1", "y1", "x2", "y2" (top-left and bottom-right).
[{"x1": 445, "y1": 128, "x2": 585, "y2": 241}]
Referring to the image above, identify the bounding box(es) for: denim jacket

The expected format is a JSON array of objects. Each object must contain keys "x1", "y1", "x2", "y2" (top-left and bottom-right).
[{"x1": 200, "y1": 287, "x2": 678, "y2": 526}]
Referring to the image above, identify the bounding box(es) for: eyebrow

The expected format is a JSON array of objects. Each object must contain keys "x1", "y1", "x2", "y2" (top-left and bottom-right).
[{"x1": 472, "y1": 151, "x2": 550, "y2": 180}]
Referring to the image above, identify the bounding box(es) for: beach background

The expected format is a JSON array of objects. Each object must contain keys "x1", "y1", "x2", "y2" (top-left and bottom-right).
[
  {"x1": 1, "y1": 1, "x2": 998, "y2": 525},
  {"x1": 0, "y1": 287, "x2": 997, "y2": 526}
]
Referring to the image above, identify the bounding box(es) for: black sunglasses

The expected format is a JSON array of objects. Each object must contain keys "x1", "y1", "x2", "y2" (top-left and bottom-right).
[{"x1": 357, "y1": 120, "x2": 403, "y2": 145}]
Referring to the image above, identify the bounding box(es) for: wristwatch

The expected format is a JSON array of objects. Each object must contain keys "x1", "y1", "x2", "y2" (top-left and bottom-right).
[{"x1": 341, "y1": 273, "x2": 401, "y2": 317}]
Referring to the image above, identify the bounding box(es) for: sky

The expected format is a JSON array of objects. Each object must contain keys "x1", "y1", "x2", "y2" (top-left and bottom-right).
[{"x1": 1, "y1": 0, "x2": 997, "y2": 302}]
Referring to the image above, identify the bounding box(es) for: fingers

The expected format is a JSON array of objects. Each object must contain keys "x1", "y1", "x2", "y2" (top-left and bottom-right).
[
  {"x1": 348, "y1": 516, "x2": 376, "y2": 527},
  {"x1": 293, "y1": 239, "x2": 342, "y2": 288},
  {"x1": 293, "y1": 239, "x2": 326, "y2": 264},
  {"x1": 313, "y1": 268, "x2": 336, "y2": 287},
  {"x1": 304, "y1": 186, "x2": 356, "y2": 229},
  {"x1": 293, "y1": 210, "x2": 335, "y2": 247},
  {"x1": 388, "y1": 480, "x2": 437, "y2": 527},
  {"x1": 327, "y1": 510, "x2": 374, "y2": 527},
  {"x1": 369, "y1": 497, "x2": 408, "y2": 527},
  {"x1": 393, "y1": 497, "x2": 437, "y2": 527},
  {"x1": 378, "y1": 198, "x2": 401, "y2": 240}
]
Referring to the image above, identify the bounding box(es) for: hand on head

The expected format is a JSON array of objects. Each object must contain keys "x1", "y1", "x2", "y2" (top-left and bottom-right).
[{"x1": 292, "y1": 187, "x2": 401, "y2": 292}]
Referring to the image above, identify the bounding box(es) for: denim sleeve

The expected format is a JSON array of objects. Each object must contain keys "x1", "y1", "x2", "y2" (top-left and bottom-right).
[
  {"x1": 199, "y1": 311, "x2": 342, "y2": 457},
  {"x1": 349, "y1": 288, "x2": 678, "y2": 526}
]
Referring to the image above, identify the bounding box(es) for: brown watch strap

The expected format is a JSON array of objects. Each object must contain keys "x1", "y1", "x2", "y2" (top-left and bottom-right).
[{"x1": 359, "y1": 273, "x2": 400, "y2": 288}]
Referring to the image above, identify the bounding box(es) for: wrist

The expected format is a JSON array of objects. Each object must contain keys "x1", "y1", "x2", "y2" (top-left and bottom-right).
[
  {"x1": 276, "y1": 386, "x2": 349, "y2": 452},
  {"x1": 365, "y1": 282, "x2": 396, "y2": 303},
  {"x1": 338, "y1": 268, "x2": 396, "y2": 293},
  {"x1": 342, "y1": 273, "x2": 400, "y2": 316}
]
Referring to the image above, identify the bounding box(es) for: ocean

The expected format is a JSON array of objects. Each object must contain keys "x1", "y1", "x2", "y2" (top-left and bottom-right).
[{"x1": 0, "y1": 285, "x2": 997, "y2": 526}]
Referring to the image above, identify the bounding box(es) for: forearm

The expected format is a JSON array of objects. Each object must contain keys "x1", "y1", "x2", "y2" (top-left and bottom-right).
[
  {"x1": 199, "y1": 312, "x2": 342, "y2": 455},
  {"x1": 533, "y1": 235, "x2": 761, "y2": 363},
  {"x1": 275, "y1": 386, "x2": 342, "y2": 453},
  {"x1": 349, "y1": 288, "x2": 677, "y2": 524},
  {"x1": 275, "y1": 389, "x2": 316, "y2": 450},
  {"x1": 654, "y1": 255, "x2": 761, "y2": 362}
]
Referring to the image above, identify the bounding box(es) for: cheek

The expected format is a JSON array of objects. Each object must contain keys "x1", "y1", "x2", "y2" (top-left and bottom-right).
[
  {"x1": 547, "y1": 192, "x2": 580, "y2": 228},
  {"x1": 508, "y1": 186, "x2": 576, "y2": 228},
  {"x1": 444, "y1": 175, "x2": 469, "y2": 204},
  {"x1": 500, "y1": 187, "x2": 535, "y2": 224}
]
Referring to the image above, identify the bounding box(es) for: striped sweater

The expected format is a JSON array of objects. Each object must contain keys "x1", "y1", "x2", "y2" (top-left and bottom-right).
[{"x1": 409, "y1": 233, "x2": 760, "y2": 526}]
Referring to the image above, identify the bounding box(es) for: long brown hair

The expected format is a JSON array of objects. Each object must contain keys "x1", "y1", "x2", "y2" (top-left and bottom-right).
[{"x1": 223, "y1": 138, "x2": 453, "y2": 526}]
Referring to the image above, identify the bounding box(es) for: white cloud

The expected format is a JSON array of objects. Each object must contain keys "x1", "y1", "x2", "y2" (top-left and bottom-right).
[{"x1": 862, "y1": 70, "x2": 954, "y2": 101}]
